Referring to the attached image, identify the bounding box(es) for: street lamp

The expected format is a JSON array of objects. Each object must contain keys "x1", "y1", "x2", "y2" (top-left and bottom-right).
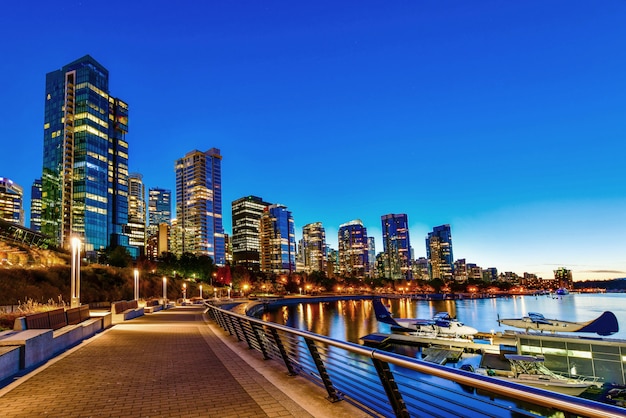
[
  {"x1": 199, "y1": 284, "x2": 203, "y2": 299},
  {"x1": 162, "y1": 276, "x2": 167, "y2": 304},
  {"x1": 70, "y1": 237, "x2": 82, "y2": 308},
  {"x1": 243, "y1": 284, "x2": 249, "y2": 297},
  {"x1": 183, "y1": 282, "x2": 187, "y2": 301},
  {"x1": 134, "y1": 268, "x2": 139, "y2": 301}
]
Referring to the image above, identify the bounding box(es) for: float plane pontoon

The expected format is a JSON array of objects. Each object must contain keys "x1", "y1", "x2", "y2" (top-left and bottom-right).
[
  {"x1": 373, "y1": 298, "x2": 478, "y2": 337},
  {"x1": 497, "y1": 311, "x2": 618, "y2": 336}
]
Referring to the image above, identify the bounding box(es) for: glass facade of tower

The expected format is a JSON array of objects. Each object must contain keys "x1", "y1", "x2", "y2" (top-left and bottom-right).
[
  {"x1": 175, "y1": 148, "x2": 225, "y2": 265},
  {"x1": 30, "y1": 179, "x2": 42, "y2": 231},
  {"x1": 231, "y1": 195, "x2": 271, "y2": 271},
  {"x1": 148, "y1": 187, "x2": 171, "y2": 237},
  {"x1": 338, "y1": 219, "x2": 369, "y2": 279},
  {"x1": 426, "y1": 224, "x2": 454, "y2": 280},
  {"x1": 41, "y1": 55, "x2": 129, "y2": 256},
  {"x1": 302, "y1": 222, "x2": 326, "y2": 273},
  {"x1": 381, "y1": 213, "x2": 412, "y2": 280},
  {"x1": 0, "y1": 177, "x2": 24, "y2": 225},
  {"x1": 127, "y1": 173, "x2": 146, "y2": 258},
  {"x1": 260, "y1": 204, "x2": 295, "y2": 273}
]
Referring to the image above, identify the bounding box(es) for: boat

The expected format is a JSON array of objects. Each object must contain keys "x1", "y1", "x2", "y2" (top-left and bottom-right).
[
  {"x1": 497, "y1": 311, "x2": 619, "y2": 336},
  {"x1": 555, "y1": 288, "x2": 569, "y2": 295},
  {"x1": 373, "y1": 298, "x2": 478, "y2": 337},
  {"x1": 471, "y1": 354, "x2": 598, "y2": 396}
]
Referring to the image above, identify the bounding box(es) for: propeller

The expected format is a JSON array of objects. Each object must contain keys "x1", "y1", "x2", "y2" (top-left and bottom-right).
[{"x1": 497, "y1": 313, "x2": 502, "y2": 326}]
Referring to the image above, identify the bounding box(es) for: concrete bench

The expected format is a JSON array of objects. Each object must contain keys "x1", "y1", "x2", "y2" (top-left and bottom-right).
[
  {"x1": 143, "y1": 299, "x2": 163, "y2": 314},
  {"x1": 111, "y1": 300, "x2": 144, "y2": 323}
]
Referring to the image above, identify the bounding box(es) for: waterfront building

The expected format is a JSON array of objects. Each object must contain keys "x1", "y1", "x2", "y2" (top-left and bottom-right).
[
  {"x1": 30, "y1": 179, "x2": 42, "y2": 231},
  {"x1": 148, "y1": 188, "x2": 171, "y2": 237},
  {"x1": 483, "y1": 267, "x2": 498, "y2": 282},
  {"x1": 554, "y1": 267, "x2": 573, "y2": 289},
  {"x1": 259, "y1": 204, "x2": 296, "y2": 274},
  {"x1": 426, "y1": 224, "x2": 454, "y2": 280},
  {"x1": 127, "y1": 173, "x2": 146, "y2": 258},
  {"x1": 453, "y1": 258, "x2": 468, "y2": 283},
  {"x1": 41, "y1": 55, "x2": 129, "y2": 257},
  {"x1": 338, "y1": 219, "x2": 369, "y2": 279},
  {"x1": 231, "y1": 195, "x2": 271, "y2": 271},
  {"x1": 169, "y1": 218, "x2": 182, "y2": 257},
  {"x1": 412, "y1": 257, "x2": 430, "y2": 280},
  {"x1": 0, "y1": 177, "x2": 24, "y2": 225},
  {"x1": 381, "y1": 213, "x2": 412, "y2": 280},
  {"x1": 302, "y1": 222, "x2": 326, "y2": 273},
  {"x1": 368, "y1": 237, "x2": 376, "y2": 278},
  {"x1": 326, "y1": 247, "x2": 339, "y2": 278},
  {"x1": 175, "y1": 148, "x2": 225, "y2": 265},
  {"x1": 467, "y1": 263, "x2": 483, "y2": 281}
]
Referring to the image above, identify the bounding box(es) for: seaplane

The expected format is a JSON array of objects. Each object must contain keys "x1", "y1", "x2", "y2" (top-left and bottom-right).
[
  {"x1": 497, "y1": 311, "x2": 619, "y2": 336},
  {"x1": 372, "y1": 298, "x2": 478, "y2": 337}
]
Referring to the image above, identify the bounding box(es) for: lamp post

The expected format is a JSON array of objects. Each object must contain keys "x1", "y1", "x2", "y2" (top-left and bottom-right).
[
  {"x1": 227, "y1": 284, "x2": 231, "y2": 299},
  {"x1": 134, "y1": 268, "x2": 139, "y2": 301},
  {"x1": 199, "y1": 285, "x2": 203, "y2": 299},
  {"x1": 183, "y1": 283, "x2": 187, "y2": 302},
  {"x1": 162, "y1": 276, "x2": 167, "y2": 304},
  {"x1": 70, "y1": 237, "x2": 81, "y2": 308}
]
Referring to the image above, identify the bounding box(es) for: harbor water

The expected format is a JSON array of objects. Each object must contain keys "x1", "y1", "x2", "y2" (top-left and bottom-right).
[{"x1": 261, "y1": 293, "x2": 626, "y2": 343}]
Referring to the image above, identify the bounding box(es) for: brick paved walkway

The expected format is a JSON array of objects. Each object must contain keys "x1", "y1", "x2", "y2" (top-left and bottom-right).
[{"x1": 0, "y1": 306, "x2": 362, "y2": 418}]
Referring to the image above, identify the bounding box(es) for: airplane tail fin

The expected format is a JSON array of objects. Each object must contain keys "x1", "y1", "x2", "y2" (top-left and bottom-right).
[
  {"x1": 372, "y1": 298, "x2": 401, "y2": 327},
  {"x1": 577, "y1": 311, "x2": 619, "y2": 336}
]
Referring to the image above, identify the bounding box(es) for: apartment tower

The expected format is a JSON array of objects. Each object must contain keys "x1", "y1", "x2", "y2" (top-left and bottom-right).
[{"x1": 175, "y1": 148, "x2": 225, "y2": 265}]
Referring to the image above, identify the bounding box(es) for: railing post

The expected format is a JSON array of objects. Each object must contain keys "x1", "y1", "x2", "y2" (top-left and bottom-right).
[
  {"x1": 371, "y1": 357, "x2": 409, "y2": 418},
  {"x1": 250, "y1": 322, "x2": 270, "y2": 360},
  {"x1": 270, "y1": 328, "x2": 297, "y2": 376},
  {"x1": 237, "y1": 317, "x2": 254, "y2": 349},
  {"x1": 226, "y1": 314, "x2": 241, "y2": 340},
  {"x1": 304, "y1": 337, "x2": 341, "y2": 403}
]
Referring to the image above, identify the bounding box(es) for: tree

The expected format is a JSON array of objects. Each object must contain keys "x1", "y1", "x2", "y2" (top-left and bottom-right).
[{"x1": 107, "y1": 246, "x2": 132, "y2": 268}]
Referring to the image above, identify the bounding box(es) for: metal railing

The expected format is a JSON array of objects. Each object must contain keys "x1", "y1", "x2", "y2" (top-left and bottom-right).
[{"x1": 205, "y1": 302, "x2": 626, "y2": 418}]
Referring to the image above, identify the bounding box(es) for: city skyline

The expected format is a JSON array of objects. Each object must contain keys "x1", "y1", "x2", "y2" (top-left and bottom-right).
[{"x1": 1, "y1": 2, "x2": 625, "y2": 280}]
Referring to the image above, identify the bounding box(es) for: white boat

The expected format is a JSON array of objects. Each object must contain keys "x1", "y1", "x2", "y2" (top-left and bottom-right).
[
  {"x1": 497, "y1": 311, "x2": 618, "y2": 336},
  {"x1": 474, "y1": 354, "x2": 598, "y2": 396}
]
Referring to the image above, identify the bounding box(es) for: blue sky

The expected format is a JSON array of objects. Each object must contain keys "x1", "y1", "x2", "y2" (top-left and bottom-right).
[{"x1": 1, "y1": 1, "x2": 625, "y2": 281}]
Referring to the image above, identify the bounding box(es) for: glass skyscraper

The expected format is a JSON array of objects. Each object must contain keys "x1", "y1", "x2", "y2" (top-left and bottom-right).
[
  {"x1": 260, "y1": 204, "x2": 295, "y2": 273},
  {"x1": 30, "y1": 179, "x2": 42, "y2": 231},
  {"x1": 338, "y1": 219, "x2": 369, "y2": 279},
  {"x1": 426, "y1": 224, "x2": 454, "y2": 280},
  {"x1": 302, "y1": 222, "x2": 326, "y2": 273},
  {"x1": 41, "y1": 55, "x2": 129, "y2": 256},
  {"x1": 0, "y1": 177, "x2": 24, "y2": 225},
  {"x1": 381, "y1": 213, "x2": 412, "y2": 280},
  {"x1": 231, "y1": 195, "x2": 271, "y2": 271},
  {"x1": 175, "y1": 148, "x2": 225, "y2": 265},
  {"x1": 148, "y1": 187, "x2": 171, "y2": 237},
  {"x1": 127, "y1": 173, "x2": 146, "y2": 258}
]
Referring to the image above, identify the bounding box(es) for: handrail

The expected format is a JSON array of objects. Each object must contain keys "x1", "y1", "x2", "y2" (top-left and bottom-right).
[{"x1": 205, "y1": 301, "x2": 626, "y2": 418}]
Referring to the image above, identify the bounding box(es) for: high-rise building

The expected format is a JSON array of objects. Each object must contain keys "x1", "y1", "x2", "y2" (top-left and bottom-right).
[
  {"x1": 0, "y1": 177, "x2": 24, "y2": 225},
  {"x1": 30, "y1": 179, "x2": 42, "y2": 231},
  {"x1": 338, "y1": 219, "x2": 369, "y2": 279},
  {"x1": 231, "y1": 195, "x2": 271, "y2": 271},
  {"x1": 259, "y1": 204, "x2": 296, "y2": 274},
  {"x1": 127, "y1": 173, "x2": 146, "y2": 258},
  {"x1": 175, "y1": 148, "x2": 225, "y2": 265},
  {"x1": 554, "y1": 267, "x2": 573, "y2": 289},
  {"x1": 426, "y1": 224, "x2": 454, "y2": 280},
  {"x1": 381, "y1": 213, "x2": 412, "y2": 280},
  {"x1": 368, "y1": 237, "x2": 376, "y2": 278},
  {"x1": 302, "y1": 222, "x2": 326, "y2": 273},
  {"x1": 41, "y1": 55, "x2": 129, "y2": 257},
  {"x1": 148, "y1": 187, "x2": 171, "y2": 237}
]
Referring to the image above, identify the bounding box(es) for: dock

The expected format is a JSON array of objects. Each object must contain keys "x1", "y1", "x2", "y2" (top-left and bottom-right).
[
  {"x1": 422, "y1": 346, "x2": 464, "y2": 365},
  {"x1": 359, "y1": 332, "x2": 517, "y2": 354}
]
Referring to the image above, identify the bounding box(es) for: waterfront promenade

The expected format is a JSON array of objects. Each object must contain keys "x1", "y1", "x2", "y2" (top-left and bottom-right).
[{"x1": 0, "y1": 306, "x2": 365, "y2": 418}]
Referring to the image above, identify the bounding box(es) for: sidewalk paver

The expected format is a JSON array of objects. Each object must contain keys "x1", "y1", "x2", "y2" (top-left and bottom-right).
[{"x1": 0, "y1": 306, "x2": 317, "y2": 418}]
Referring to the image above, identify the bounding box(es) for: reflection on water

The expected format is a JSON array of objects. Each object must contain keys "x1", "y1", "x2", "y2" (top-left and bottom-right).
[{"x1": 261, "y1": 293, "x2": 626, "y2": 342}]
